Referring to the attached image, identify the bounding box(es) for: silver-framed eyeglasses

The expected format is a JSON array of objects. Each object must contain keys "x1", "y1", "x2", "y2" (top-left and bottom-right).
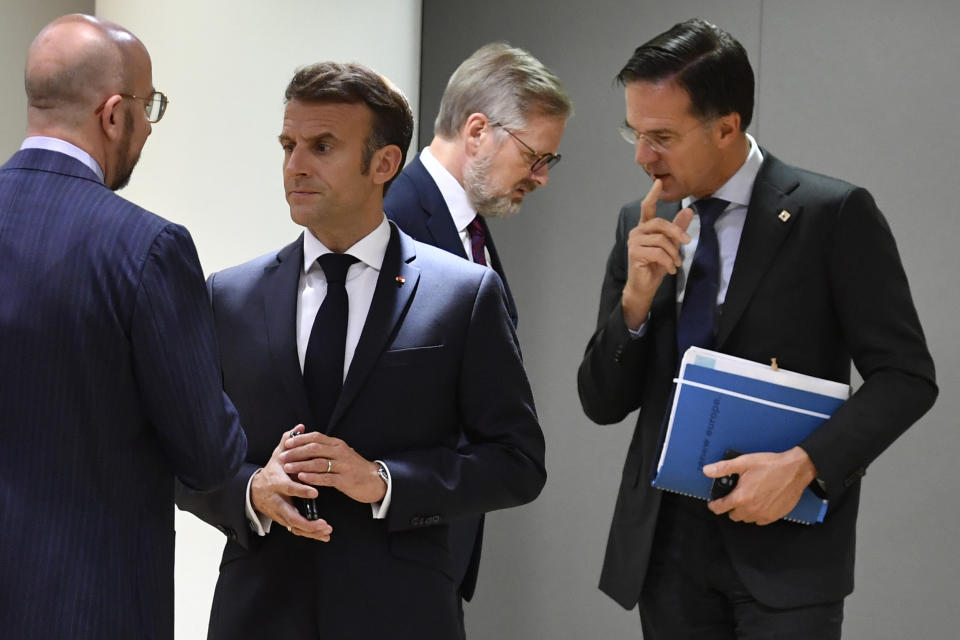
[
  {"x1": 618, "y1": 121, "x2": 703, "y2": 154},
  {"x1": 96, "y1": 90, "x2": 169, "y2": 123},
  {"x1": 492, "y1": 122, "x2": 561, "y2": 173}
]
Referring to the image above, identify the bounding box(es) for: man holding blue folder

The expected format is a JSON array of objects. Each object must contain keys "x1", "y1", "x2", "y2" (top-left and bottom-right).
[{"x1": 577, "y1": 18, "x2": 937, "y2": 639}]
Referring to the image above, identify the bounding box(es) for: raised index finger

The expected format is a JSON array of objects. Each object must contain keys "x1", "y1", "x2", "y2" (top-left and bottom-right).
[{"x1": 640, "y1": 178, "x2": 663, "y2": 223}]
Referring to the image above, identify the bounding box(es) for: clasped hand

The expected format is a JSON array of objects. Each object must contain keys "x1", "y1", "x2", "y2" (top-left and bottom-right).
[
  {"x1": 279, "y1": 426, "x2": 387, "y2": 505},
  {"x1": 250, "y1": 427, "x2": 333, "y2": 541}
]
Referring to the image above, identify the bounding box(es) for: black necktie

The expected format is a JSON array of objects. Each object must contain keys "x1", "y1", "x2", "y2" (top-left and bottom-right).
[
  {"x1": 467, "y1": 215, "x2": 488, "y2": 266},
  {"x1": 298, "y1": 252, "x2": 357, "y2": 520},
  {"x1": 676, "y1": 198, "x2": 729, "y2": 357}
]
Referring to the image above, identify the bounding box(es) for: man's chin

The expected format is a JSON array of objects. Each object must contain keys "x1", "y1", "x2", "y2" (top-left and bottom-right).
[{"x1": 481, "y1": 199, "x2": 521, "y2": 218}]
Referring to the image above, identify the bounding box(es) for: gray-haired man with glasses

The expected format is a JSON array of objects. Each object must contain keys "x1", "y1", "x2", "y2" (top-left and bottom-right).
[
  {"x1": 0, "y1": 14, "x2": 246, "y2": 639},
  {"x1": 386, "y1": 42, "x2": 571, "y2": 328},
  {"x1": 383, "y1": 41, "x2": 570, "y2": 632}
]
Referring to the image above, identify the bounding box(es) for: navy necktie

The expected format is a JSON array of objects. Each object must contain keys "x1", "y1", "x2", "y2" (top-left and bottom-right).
[
  {"x1": 676, "y1": 198, "x2": 729, "y2": 358},
  {"x1": 299, "y1": 252, "x2": 357, "y2": 520},
  {"x1": 467, "y1": 215, "x2": 488, "y2": 266}
]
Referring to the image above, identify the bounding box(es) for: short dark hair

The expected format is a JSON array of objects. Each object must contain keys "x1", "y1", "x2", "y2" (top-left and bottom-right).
[
  {"x1": 285, "y1": 62, "x2": 414, "y2": 194},
  {"x1": 616, "y1": 18, "x2": 754, "y2": 130}
]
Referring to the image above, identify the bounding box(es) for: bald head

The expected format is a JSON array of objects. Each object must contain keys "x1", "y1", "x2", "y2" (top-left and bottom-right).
[{"x1": 25, "y1": 14, "x2": 150, "y2": 129}]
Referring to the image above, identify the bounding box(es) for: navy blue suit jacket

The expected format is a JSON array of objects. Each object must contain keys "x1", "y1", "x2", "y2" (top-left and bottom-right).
[
  {"x1": 385, "y1": 156, "x2": 519, "y2": 601},
  {"x1": 578, "y1": 152, "x2": 937, "y2": 609},
  {"x1": 177, "y1": 224, "x2": 545, "y2": 639},
  {"x1": 0, "y1": 149, "x2": 247, "y2": 639}
]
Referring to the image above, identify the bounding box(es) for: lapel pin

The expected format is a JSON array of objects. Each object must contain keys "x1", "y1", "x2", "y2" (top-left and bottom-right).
[
  {"x1": 395, "y1": 276, "x2": 406, "y2": 287},
  {"x1": 778, "y1": 210, "x2": 791, "y2": 222}
]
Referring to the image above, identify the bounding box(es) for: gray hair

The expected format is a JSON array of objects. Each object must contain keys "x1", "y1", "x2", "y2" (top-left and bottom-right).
[{"x1": 434, "y1": 42, "x2": 571, "y2": 138}]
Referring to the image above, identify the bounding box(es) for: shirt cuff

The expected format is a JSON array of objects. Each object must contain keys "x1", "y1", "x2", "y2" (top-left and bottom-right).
[
  {"x1": 628, "y1": 313, "x2": 651, "y2": 338},
  {"x1": 245, "y1": 468, "x2": 272, "y2": 536},
  {"x1": 370, "y1": 460, "x2": 392, "y2": 519}
]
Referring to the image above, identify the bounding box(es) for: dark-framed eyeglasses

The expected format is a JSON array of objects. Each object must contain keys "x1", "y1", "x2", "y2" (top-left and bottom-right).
[
  {"x1": 491, "y1": 122, "x2": 561, "y2": 173},
  {"x1": 96, "y1": 90, "x2": 169, "y2": 123}
]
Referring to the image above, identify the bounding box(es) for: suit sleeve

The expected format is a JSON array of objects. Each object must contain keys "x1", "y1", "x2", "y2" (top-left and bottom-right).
[
  {"x1": 174, "y1": 270, "x2": 261, "y2": 550},
  {"x1": 800, "y1": 188, "x2": 937, "y2": 497},
  {"x1": 131, "y1": 224, "x2": 247, "y2": 490},
  {"x1": 577, "y1": 203, "x2": 652, "y2": 425},
  {"x1": 381, "y1": 269, "x2": 546, "y2": 531}
]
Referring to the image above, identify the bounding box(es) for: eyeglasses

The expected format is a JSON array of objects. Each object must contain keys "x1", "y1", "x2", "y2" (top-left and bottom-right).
[
  {"x1": 492, "y1": 122, "x2": 561, "y2": 173},
  {"x1": 618, "y1": 121, "x2": 704, "y2": 154},
  {"x1": 96, "y1": 90, "x2": 169, "y2": 123}
]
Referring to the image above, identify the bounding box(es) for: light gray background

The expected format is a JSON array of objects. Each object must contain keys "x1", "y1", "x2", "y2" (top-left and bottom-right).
[
  {"x1": 0, "y1": 0, "x2": 94, "y2": 154},
  {"x1": 2, "y1": 1, "x2": 957, "y2": 639},
  {"x1": 421, "y1": 1, "x2": 959, "y2": 638}
]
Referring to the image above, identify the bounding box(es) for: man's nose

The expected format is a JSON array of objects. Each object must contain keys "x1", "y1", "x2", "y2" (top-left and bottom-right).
[{"x1": 634, "y1": 140, "x2": 659, "y2": 166}]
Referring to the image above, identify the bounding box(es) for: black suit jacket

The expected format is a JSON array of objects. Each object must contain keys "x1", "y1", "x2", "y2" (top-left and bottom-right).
[
  {"x1": 0, "y1": 149, "x2": 246, "y2": 639},
  {"x1": 578, "y1": 152, "x2": 937, "y2": 609},
  {"x1": 177, "y1": 224, "x2": 545, "y2": 639}
]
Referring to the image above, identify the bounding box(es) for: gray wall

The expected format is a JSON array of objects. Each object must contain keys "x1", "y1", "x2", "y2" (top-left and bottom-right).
[
  {"x1": 0, "y1": 0, "x2": 95, "y2": 156},
  {"x1": 422, "y1": 1, "x2": 960, "y2": 638}
]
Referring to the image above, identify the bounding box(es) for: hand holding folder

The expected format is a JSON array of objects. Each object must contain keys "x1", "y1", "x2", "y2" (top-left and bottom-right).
[
  {"x1": 702, "y1": 447, "x2": 821, "y2": 525},
  {"x1": 652, "y1": 347, "x2": 850, "y2": 524}
]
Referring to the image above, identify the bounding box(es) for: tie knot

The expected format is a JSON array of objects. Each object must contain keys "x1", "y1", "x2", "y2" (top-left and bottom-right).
[
  {"x1": 692, "y1": 198, "x2": 729, "y2": 228},
  {"x1": 316, "y1": 253, "x2": 358, "y2": 284}
]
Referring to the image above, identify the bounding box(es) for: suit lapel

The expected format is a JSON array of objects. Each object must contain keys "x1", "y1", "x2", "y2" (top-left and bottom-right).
[
  {"x1": 262, "y1": 235, "x2": 314, "y2": 422},
  {"x1": 408, "y1": 157, "x2": 470, "y2": 261},
  {"x1": 476, "y1": 216, "x2": 519, "y2": 327},
  {"x1": 716, "y1": 153, "x2": 801, "y2": 348},
  {"x1": 327, "y1": 223, "x2": 419, "y2": 432}
]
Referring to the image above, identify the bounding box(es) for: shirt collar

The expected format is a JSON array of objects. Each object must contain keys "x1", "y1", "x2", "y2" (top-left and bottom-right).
[
  {"x1": 20, "y1": 136, "x2": 105, "y2": 184},
  {"x1": 682, "y1": 133, "x2": 764, "y2": 209},
  {"x1": 419, "y1": 146, "x2": 478, "y2": 233},
  {"x1": 302, "y1": 215, "x2": 391, "y2": 275}
]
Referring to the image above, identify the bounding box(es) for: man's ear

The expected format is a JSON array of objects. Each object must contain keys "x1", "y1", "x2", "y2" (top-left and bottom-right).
[
  {"x1": 98, "y1": 94, "x2": 125, "y2": 142},
  {"x1": 462, "y1": 112, "x2": 490, "y2": 158},
  {"x1": 370, "y1": 144, "x2": 403, "y2": 186},
  {"x1": 714, "y1": 112, "x2": 742, "y2": 148}
]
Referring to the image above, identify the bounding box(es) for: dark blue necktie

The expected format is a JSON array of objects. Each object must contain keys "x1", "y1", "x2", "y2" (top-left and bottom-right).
[
  {"x1": 676, "y1": 198, "x2": 729, "y2": 358},
  {"x1": 298, "y1": 252, "x2": 357, "y2": 520}
]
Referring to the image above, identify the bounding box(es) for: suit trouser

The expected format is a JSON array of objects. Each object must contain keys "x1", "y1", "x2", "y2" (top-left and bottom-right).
[{"x1": 638, "y1": 493, "x2": 843, "y2": 640}]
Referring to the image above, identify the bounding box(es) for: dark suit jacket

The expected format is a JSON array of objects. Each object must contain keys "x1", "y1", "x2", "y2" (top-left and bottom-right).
[
  {"x1": 578, "y1": 151, "x2": 937, "y2": 610},
  {"x1": 385, "y1": 155, "x2": 518, "y2": 601},
  {"x1": 177, "y1": 224, "x2": 545, "y2": 639},
  {"x1": 0, "y1": 149, "x2": 247, "y2": 639},
  {"x1": 386, "y1": 155, "x2": 518, "y2": 326}
]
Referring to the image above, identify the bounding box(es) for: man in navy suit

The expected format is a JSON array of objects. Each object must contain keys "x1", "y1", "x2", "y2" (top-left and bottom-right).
[
  {"x1": 578, "y1": 18, "x2": 936, "y2": 639},
  {"x1": 384, "y1": 43, "x2": 568, "y2": 614},
  {"x1": 0, "y1": 14, "x2": 247, "y2": 640},
  {"x1": 386, "y1": 43, "x2": 571, "y2": 327},
  {"x1": 176, "y1": 62, "x2": 546, "y2": 639}
]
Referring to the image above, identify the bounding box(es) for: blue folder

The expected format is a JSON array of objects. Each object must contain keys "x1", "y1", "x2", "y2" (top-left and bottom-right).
[{"x1": 652, "y1": 348, "x2": 849, "y2": 524}]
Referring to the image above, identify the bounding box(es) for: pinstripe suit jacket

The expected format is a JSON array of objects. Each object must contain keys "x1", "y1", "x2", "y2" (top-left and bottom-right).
[{"x1": 0, "y1": 148, "x2": 247, "y2": 639}]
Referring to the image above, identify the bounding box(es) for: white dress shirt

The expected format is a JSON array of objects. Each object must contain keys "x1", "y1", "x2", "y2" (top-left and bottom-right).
[
  {"x1": 247, "y1": 217, "x2": 394, "y2": 535},
  {"x1": 20, "y1": 136, "x2": 105, "y2": 183},
  {"x1": 418, "y1": 146, "x2": 491, "y2": 265}
]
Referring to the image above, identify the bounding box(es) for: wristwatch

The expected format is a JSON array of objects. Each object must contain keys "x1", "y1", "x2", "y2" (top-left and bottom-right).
[{"x1": 375, "y1": 460, "x2": 389, "y2": 484}]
